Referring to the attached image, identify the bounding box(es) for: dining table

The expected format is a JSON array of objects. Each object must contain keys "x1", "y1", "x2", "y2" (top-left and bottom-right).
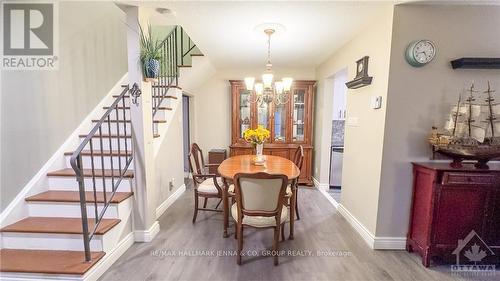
[{"x1": 217, "y1": 154, "x2": 300, "y2": 239}]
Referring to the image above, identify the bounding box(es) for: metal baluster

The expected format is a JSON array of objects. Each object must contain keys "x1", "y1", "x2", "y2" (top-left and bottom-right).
[
  {"x1": 181, "y1": 26, "x2": 184, "y2": 66},
  {"x1": 115, "y1": 106, "x2": 122, "y2": 174},
  {"x1": 76, "y1": 154, "x2": 91, "y2": 262},
  {"x1": 98, "y1": 127, "x2": 107, "y2": 204},
  {"x1": 122, "y1": 96, "x2": 128, "y2": 158},
  {"x1": 89, "y1": 137, "x2": 98, "y2": 222},
  {"x1": 175, "y1": 27, "x2": 178, "y2": 85},
  {"x1": 106, "y1": 116, "x2": 115, "y2": 191}
]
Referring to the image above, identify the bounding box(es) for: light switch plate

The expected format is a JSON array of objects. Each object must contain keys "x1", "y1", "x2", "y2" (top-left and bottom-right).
[{"x1": 371, "y1": 96, "x2": 382, "y2": 109}]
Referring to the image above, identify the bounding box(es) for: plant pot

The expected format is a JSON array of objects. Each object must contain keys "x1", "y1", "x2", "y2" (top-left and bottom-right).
[{"x1": 144, "y1": 58, "x2": 160, "y2": 78}]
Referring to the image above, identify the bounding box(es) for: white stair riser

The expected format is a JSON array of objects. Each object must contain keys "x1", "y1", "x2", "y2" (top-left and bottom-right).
[
  {"x1": 93, "y1": 122, "x2": 131, "y2": 135},
  {"x1": 95, "y1": 122, "x2": 159, "y2": 134},
  {"x1": 48, "y1": 176, "x2": 133, "y2": 192},
  {"x1": 28, "y1": 202, "x2": 119, "y2": 218},
  {"x1": 1, "y1": 232, "x2": 105, "y2": 251},
  {"x1": 108, "y1": 109, "x2": 131, "y2": 120},
  {"x1": 78, "y1": 137, "x2": 132, "y2": 151},
  {"x1": 65, "y1": 155, "x2": 134, "y2": 170}
]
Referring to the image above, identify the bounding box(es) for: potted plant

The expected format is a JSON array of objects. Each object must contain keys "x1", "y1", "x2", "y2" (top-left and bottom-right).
[
  {"x1": 139, "y1": 23, "x2": 162, "y2": 80},
  {"x1": 243, "y1": 126, "x2": 270, "y2": 165}
]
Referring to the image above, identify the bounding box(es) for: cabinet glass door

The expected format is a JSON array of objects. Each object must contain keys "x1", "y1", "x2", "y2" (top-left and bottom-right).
[
  {"x1": 239, "y1": 89, "x2": 251, "y2": 138},
  {"x1": 292, "y1": 89, "x2": 306, "y2": 142},
  {"x1": 257, "y1": 102, "x2": 270, "y2": 130},
  {"x1": 273, "y1": 103, "x2": 287, "y2": 142}
]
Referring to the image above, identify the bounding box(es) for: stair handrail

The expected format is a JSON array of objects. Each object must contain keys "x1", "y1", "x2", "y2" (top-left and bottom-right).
[{"x1": 70, "y1": 84, "x2": 134, "y2": 262}]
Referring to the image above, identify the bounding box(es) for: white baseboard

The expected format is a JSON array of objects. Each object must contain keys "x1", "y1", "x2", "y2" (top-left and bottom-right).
[
  {"x1": 337, "y1": 204, "x2": 376, "y2": 249},
  {"x1": 336, "y1": 204, "x2": 406, "y2": 250},
  {"x1": 373, "y1": 237, "x2": 407, "y2": 250},
  {"x1": 0, "y1": 232, "x2": 135, "y2": 281},
  {"x1": 134, "y1": 221, "x2": 160, "y2": 242},
  {"x1": 312, "y1": 177, "x2": 329, "y2": 192},
  {"x1": 0, "y1": 73, "x2": 129, "y2": 228},
  {"x1": 318, "y1": 188, "x2": 339, "y2": 209},
  {"x1": 156, "y1": 184, "x2": 186, "y2": 219}
]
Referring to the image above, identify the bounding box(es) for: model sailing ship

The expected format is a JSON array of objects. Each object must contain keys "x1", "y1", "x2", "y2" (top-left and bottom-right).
[{"x1": 429, "y1": 82, "x2": 500, "y2": 169}]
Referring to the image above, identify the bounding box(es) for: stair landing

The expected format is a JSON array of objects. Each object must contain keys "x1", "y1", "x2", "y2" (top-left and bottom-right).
[{"x1": 0, "y1": 249, "x2": 105, "y2": 275}]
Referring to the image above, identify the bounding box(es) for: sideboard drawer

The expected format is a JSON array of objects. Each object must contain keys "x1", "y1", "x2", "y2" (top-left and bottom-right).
[{"x1": 442, "y1": 172, "x2": 498, "y2": 186}]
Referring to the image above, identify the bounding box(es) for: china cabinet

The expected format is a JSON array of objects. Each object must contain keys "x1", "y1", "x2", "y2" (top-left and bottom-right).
[{"x1": 229, "y1": 80, "x2": 315, "y2": 185}]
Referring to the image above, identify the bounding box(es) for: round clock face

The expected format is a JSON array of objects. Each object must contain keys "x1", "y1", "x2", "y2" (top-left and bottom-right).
[
  {"x1": 357, "y1": 62, "x2": 364, "y2": 73},
  {"x1": 406, "y1": 40, "x2": 436, "y2": 67}
]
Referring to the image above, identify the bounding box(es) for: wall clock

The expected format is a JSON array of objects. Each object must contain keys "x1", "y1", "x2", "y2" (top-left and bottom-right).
[{"x1": 405, "y1": 40, "x2": 436, "y2": 67}]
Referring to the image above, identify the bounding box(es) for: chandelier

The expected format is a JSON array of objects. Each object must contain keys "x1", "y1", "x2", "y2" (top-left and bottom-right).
[{"x1": 244, "y1": 29, "x2": 293, "y2": 105}]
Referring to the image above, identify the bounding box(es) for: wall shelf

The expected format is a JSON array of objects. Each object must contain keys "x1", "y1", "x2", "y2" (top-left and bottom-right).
[{"x1": 450, "y1": 57, "x2": 500, "y2": 69}]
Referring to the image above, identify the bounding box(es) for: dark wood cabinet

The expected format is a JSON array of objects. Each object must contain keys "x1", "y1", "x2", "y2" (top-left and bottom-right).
[
  {"x1": 208, "y1": 149, "x2": 226, "y2": 175},
  {"x1": 407, "y1": 162, "x2": 500, "y2": 267},
  {"x1": 229, "y1": 80, "x2": 315, "y2": 185}
]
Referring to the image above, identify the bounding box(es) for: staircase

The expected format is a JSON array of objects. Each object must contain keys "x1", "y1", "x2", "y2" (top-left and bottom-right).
[{"x1": 0, "y1": 25, "x2": 209, "y2": 280}]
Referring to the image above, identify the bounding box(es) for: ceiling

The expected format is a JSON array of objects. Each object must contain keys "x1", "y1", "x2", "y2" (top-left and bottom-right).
[{"x1": 139, "y1": 1, "x2": 395, "y2": 69}]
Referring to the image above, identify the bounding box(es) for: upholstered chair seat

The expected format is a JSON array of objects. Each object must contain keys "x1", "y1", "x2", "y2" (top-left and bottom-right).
[
  {"x1": 197, "y1": 177, "x2": 224, "y2": 194},
  {"x1": 231, "y1": 204, "x2": 289, "y2": 228}
]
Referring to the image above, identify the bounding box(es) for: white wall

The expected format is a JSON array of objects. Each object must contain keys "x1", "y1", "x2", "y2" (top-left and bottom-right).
[
  {"x1": 314, "y1": 6, "x2": 394, "y2": 235},
  {"x1": 155, "y1": 100, "x2": 185, "y2": 210},
  {"x1": 189, "y1": 67, "x2": 316, "y2": 155},
  {"x1": 0, "y1": 2, "x2": 127, "y2": 211},
  {"x1": 377, "y1": 4, "x2": 500, "y2": 238}
]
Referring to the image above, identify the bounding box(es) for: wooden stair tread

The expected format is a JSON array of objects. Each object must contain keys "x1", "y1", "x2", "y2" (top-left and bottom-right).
[
  {"x1": 26, "y1": 191, "x2": 133, "y2": 204},
  {"x1": 92, "y1": 119, "x2": 166, "y2": 123},
  {"x1": 190, "y1": 53, "x2": 204, "y2": 57},
  {"x1": 154, "y1": 134, "x2": 160, "y2": 138},
  {"x1": 78, "y1": 134, "x2": 131, "y2": 138},
  {"x1": 113, "y1": 94, "x2": 178, "y2": 99},
  {"x1": 47, "y1": 168, "x2": 134, "y2": 178},
  {"x1": 103, "y1": 106, "x2": 172, "y2": 110},
  {"x1": 64, "y1": 150, "x2": 132, "y2": 156},
  {"x1": 0, "y1": 217, "x2": 120, "y2": 235},
  {"x1": 0, "y1": 249, "x2": 105, "y2": 275},
  {"x1": 177, "y1": 65, "x2": 192, "y2": 67}
]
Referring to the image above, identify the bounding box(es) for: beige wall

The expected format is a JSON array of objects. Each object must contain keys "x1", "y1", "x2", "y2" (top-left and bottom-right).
[
  {"x1": 155, "y1": 102, "x2": 185, "y2": 210},
  {"x1": 0, "y1": 2, "x2": 127, "y2": 211},
  {"x1": 314, "y1": 6, "x2": 394, "y2": 234},
  {"x1": 189, "y1": 67, "x2": 316, "y2": 155},
  {"x1": 377, "y1": 5, "x2": 500, "y2": 237}
]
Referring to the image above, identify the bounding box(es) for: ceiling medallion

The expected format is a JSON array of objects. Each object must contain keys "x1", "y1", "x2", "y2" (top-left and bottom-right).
[{"x1": 244, "y1": 28, "x2": 293, "y2": 106}]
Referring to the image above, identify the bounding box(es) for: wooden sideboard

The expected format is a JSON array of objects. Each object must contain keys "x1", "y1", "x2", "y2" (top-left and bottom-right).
[
  {"x1": 407, "y1": 162, "x2": 500, "y2": 267},
  {"x1": 229, "y1": 80, "x2": 316, "y2": 185}
]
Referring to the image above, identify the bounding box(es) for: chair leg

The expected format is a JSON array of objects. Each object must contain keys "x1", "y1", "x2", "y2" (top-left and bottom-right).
[
  {"x1": 234, "y1": 221, "x2": 237, "y2": 239},
  {"x1": 281, "y1": 223, "x2": 285, "y2": 242},
  {"x1": 237, "y1": 224, "x2": 243, "y2": 265},
  {"x1": 215, "y1": 199, "x2": 222, "y2": 209},
  {"x1": 192, "y1": 192, "x2": 199, "y2": 224},
  {"x1": 273, "y1": 226, "x2": 279, "y2": 266},
  {"x1": 295, "y1": 187, "x2": 300, "y2": 220},
  {"x1": 203, "y1": 198, "x2": 208, "y2": 208}
]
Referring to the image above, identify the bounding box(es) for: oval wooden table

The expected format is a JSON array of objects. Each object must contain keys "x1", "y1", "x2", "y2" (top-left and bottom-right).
[{"x1": 218, "y1": 155, "x2": 300, "y2": 239}]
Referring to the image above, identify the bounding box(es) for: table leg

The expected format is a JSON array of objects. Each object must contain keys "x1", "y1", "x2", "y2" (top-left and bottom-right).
[
  {"x1": 222, "y1": 178, "x2": 229, "y2": 238},
  {"x1": 289, "y1": 179, "x2": 296, "y2": 240}
]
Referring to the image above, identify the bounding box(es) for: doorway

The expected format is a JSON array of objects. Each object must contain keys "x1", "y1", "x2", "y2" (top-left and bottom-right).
[
  {"x1": 328, "y1": 68, "x2": 347, "y2": 203},
  {"x1": 182, "y1": 95, "x2": 190, "y2": 173}
]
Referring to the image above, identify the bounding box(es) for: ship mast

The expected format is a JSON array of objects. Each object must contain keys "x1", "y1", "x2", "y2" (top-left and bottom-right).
[
  {"x1": 485, "y1": 81, "x2": 496, "y2": 138},
  {"x1": 466, "y1": 83, "x2": 476, "y2": 138},
  {"x1": 452, "y1": 94, "x2": 462, "y2": 137}
]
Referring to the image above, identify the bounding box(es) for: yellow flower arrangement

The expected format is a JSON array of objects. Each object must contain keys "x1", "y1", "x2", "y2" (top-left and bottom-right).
[{"x1": 243, "y1": 126, "x2": 270, "y2": 145}]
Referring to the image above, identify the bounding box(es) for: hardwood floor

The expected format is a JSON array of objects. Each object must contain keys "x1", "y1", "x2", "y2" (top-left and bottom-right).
[{"x1": 99, "y1": 180, "x2": 497, "y2": 281}]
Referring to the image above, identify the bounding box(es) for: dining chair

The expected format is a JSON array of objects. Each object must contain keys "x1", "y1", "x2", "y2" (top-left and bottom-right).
[
  {"x1": 232, "y1": 172, "x2": 289, "y2": 266},
  {"x1": 189, "y1": 143, "x2": 225, "y2": 223},
  {"x1": 286, "y1": 145, "x2": 304, "y2": 220}
]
